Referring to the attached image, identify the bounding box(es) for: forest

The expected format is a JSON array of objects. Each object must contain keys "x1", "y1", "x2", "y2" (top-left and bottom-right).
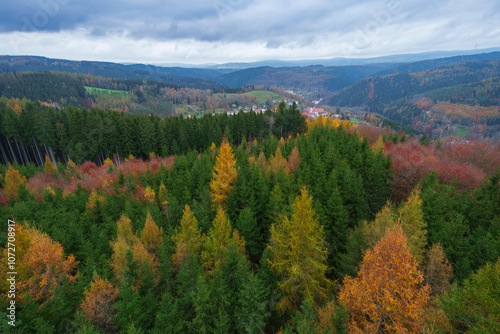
[{"x1": 0, "y1": 96, "x2": 499, "y2": 333}]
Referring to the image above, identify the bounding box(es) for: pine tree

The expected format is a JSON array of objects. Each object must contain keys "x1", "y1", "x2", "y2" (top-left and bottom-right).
[
  {"x1": 236, "y1": 207, "x2": 262, "y2": 262},
  {"x1": 269, "y1": 186, "x2": 330, "y2": 313},
  {"x1": 152, "y1": 292, "x2": 183, "y2": 334}
]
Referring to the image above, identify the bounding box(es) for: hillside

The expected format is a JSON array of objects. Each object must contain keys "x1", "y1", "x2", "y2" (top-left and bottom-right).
[{"x1": 0, "y1": 56, "x2": 228, "y2": 91}]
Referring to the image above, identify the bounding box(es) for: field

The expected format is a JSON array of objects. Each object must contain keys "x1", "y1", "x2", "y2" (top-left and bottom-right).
[
  {"x1": 85, "y1": 86, "x2": 130, "y2": 96},
  {"x1": 247, "y1": 90, "x2": 283, "y2": 103},
  {"x1": 225, "y1": 90, "x2": 283, "y2": 105}
]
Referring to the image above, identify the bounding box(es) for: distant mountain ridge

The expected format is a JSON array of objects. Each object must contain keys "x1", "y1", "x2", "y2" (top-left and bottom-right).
[
  {"x1": 2, "y1": 50, "x2": 500, "y2": 98},
  {"x1": 153, "y1": 47, "x2": 500, "y2": 69}
]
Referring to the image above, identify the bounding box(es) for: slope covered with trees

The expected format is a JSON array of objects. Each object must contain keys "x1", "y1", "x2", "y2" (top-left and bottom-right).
[{"x1": 1, "y1": 109, "x2": 499, "y2": 333}]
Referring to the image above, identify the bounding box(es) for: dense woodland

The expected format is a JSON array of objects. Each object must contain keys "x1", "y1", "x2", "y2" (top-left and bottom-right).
[
  {"x1": 0, "y1": 98, "x2": 499, "y2": 332},
  {"x1": 1, "y1": 54, "x2": 500, "y2": 333}
]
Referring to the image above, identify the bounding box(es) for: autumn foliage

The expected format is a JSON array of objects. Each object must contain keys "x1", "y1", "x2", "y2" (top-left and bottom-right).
[
  {"x1": 4, "y1": 165, "x2": 27, "y2": 200},
  {"x1": 81, "y1": 274, "x2": 118, "y2": 332},
  {"x1": 269, "y1": 186, "x2": 330, "y2": 313},
  {"x1": 210, "y1": 136, "x2": 238, "y2": 209},
  {"x1": 172, "y1": 204, "x2": 204, "y2": 267},
  {"x1": 339, "y1": 224, "x2": 430, "y2": 333},
  {"x1": 1, "y1": 225, "x2": 78, "y2": 304}
]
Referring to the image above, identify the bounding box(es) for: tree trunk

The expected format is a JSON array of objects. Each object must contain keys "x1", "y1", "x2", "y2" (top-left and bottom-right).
[
  {"x1": 6, "y1": 138, "x2": 18, "y2": 165},
  {"x1": 13, "y1": 137, "x2": 25, "y2": 165},
  {"x1": 32, "y1": 136, "x2": 43, "y2": 166}
]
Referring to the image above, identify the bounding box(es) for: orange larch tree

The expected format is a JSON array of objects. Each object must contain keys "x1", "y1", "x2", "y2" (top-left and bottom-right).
[
  {"x1": 339, "y1": 224, "x2": 430, "y2": 333},
  {"x1": 81, "y1": 274, "x2": 118, "y2": 332}
]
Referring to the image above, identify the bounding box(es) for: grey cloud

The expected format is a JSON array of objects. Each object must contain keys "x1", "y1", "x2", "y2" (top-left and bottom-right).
[{"x1": 1, "y1": 0, "x2": 498, "y2": 58}]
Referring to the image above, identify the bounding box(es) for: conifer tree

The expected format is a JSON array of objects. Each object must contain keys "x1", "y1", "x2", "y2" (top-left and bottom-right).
[
  {"x1": 140, "y1": 212, "x2": 163, "y2": 257},
  {"x1": 210, "y1": 136, "x2": 238, "y2": 209},
  {"x1": 269, "y1": 186, "x2": 330, "y2": 313},
  {"x1": 339, "y1": 224, "x2": 430, "y2": 333},
  {"x1": 80, "y1": 274, "x2": 118, "y2": 332},
  {"x1": 44, "y1": 154, "x2": 57, "y2": 175},
  {"x1": 201, "y1": 208, "x2": 245, "y2": 273},
  {"x1": 172, "y1": 205, "x2": 204, "y2": 267},
  {"x1": 4, "y1": 164, "x2": 27, "y2": 200}
]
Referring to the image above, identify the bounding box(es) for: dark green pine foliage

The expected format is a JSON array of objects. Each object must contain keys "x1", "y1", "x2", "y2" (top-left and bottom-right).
[
  {"x1": 152, "y1": 292, "x2": 183, "y2": 334},
  {"x1": 334, "y1": 160, "x2": 369, "y2": 227},
  {"x1": 324, "y1": 185, "x2": 350, "y2": 278},
  {"x1": 420, "y1": 172, "x2": 472, "y2": 282},
  {"x1": 363, "y1": 150, "x2": 392, "y2": 219},
  {"x1": 176, "y1": 254, "x2": 203, "y2": 326},
  {"x1": 236, "y1": 207, "x2": 262, "y2": 262},
  {"x1": 191, "y1": 273, "x2": 219, "y2": 333},
  {"x1": 114, "y1": 251, "x2": 158, "y2": 332}
]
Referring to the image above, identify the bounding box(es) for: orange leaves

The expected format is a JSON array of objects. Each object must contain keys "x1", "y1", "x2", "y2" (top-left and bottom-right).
[
  {"x1": 0, "y1": 225, "x2": 78, "y2": 304},
  {"x1": 81, "y1": 274, "x2": 118, "y2": 332},
  {"x1": 339, "y1": 224, "x2": 430, "y2": 333},
  {"x1": 287, "y1": 145, "x2": 301, "y2": 174},
  {"x1": 433, "y1": 102, "x2": 499, "y2": 123},
  {"x1": 268, "y1": 147, "x2": 290, "y2": 175},
  {"x1": 210, "y1": 136, "x2": 238, "y2": 209},
  {"x1": 4, "y1": 165, "x2": 27, "y2": 200}
]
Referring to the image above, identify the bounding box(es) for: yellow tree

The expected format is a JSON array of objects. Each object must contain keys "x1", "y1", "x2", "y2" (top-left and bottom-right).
[
  {"x1": 339, "y1": 224, "x2": 430, "y2": 333},
  {"x1": 110, "y1": 214, "x2": 139, "y2": 278},
  {"x1": 363, "y1": 188, "x2": 428, "y2": 264},
  {"x1": 398, "y1": 187, "x2": 427, "y2": 264},
  {"x1": 4, "y1": 165, "x2": 27, "y2": 200},
  {"x1": 140, "y1": 212, "x2": 164, "y2": 257},
  {"x1": 44, "y1": 154, "x2": 57, "y2": 175},
  {"x1": 210, "y1": 136, "x2": 238, "y2": 209},
  {"x1": 269, "y1": 186, "x2": 330, "y2": 313},
  {"x1": 172, "y1": 205, "x2": 204, "y2": 266},
  {"x1": 424, "y1": 243, "x2": 453, "y2": 297},
  {"x1": 371, "y1": 136, "x2": 385, "y2": 154},
  {"x1": 268, "y1": 146, "x2": 290, "y2": 175},
  {"x1": 201, "y1": 207, "x2": 245, "y2": 273}
]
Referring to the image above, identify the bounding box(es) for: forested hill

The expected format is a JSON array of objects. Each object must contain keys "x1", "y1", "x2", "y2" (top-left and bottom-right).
[
  {"x1": 0, "y1": 100, "x2": 306, "y2": 166},
  {"x1": 0, "y1": 56, "x2": 227, "y2": 90},
  {"x1": 212, "y1": 63, "x2": 399, "y2": 91},
  {"x1": 0, "y1": 72, "x2": 87, "y2": 107},
  {"x1": 372, "y1": 51, "x2": 500, "y2": 77},
  {"x1": 329, "y1": 59, "x2": 500, "y2": 109}
]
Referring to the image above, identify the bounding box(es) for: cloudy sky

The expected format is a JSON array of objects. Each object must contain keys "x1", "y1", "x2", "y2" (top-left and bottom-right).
[{"x1": 0, "y1": 0, "x2": 499, "y2": 65}]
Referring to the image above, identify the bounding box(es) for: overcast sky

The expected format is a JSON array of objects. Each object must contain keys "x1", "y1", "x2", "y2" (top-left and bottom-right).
[{"x1": 0, "y1": 0, "x2": 499, "y2": 65}]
